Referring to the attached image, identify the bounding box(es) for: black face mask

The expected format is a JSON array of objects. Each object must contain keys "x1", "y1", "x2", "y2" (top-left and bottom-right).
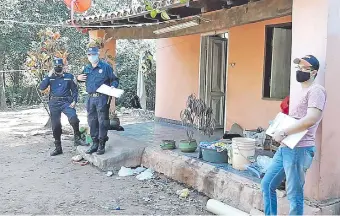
[
  {"x1": 54, "y1": 66, "x2": 63, "y2": 74},
  {"x1": 296, "y1": 70, "x2": 311, "y2": 83}
]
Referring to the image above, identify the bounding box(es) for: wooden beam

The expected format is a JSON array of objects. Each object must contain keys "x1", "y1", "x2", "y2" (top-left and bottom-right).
[
  {"x1": 167, "y1": 13, "x2": 181, "y2": 19},
  {"x1": 127, "y1": 18, "x2": 140, "y2": 24},
  {"x1": 186, "y1": 1, "x2": 205, "y2": 9},
  {"x1": 143, "y1": 14, "x2": 160, "y2": 22},
  {"x1": 190, "y1": 0, "x2": 223, "y2": 11},
  {"x1": 168, "y1": 7, "x2": 202, "y2": 17},
  {"x1": 103, "y1": 0, "x2": 292, "y2": 39},
  {"x1": 128, "y1": 16, "x2": 159, "y2": 24}
]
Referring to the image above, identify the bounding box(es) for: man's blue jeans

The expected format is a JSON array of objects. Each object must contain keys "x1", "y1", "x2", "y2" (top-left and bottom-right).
[{"x1": 261, "y1": 146, "x2": 315, "y2": 215}]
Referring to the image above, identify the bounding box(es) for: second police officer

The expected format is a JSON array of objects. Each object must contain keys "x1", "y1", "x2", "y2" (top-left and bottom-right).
[{"x1": 77, "y1": 46, "x2": 119, "y2": 155}]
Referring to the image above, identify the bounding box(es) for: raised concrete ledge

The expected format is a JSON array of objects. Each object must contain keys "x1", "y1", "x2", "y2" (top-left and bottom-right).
[
  {"x1": 76, "y1": 132, "x2": 337, "y2": 215},
  {"x1": 141, "y1": 146, "x2": 322, "y2": 215}
]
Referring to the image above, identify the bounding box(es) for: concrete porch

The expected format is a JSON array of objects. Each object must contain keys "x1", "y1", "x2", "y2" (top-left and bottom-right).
[
  {"x1": 78, "y1": 121, "x2": 224, "y2": 171},
  {"x1": 77, "y1": 122, "x2": 333, "y2": 215}
]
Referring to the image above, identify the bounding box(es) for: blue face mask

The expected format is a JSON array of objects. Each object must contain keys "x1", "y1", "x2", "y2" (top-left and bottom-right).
[{"x1": 88, "y1": 55, "x2": 99, "y2": 64}]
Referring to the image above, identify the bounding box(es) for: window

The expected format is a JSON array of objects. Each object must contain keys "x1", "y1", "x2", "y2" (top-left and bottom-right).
[
  {"x1": 263, "y1": 23, "x2": 292, "y2": 99},
  {"x1": 217, "y1": 33, "x2": 228, "y2": 39}
]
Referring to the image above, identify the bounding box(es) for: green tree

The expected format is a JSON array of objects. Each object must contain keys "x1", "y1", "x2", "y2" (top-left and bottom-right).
[
  {"x1": 115, "y1": 39, "x2": 156, "y2": 109},
  {"x1": 25, "y1": 28, "x2": 70, "y2": 126},
  {"x1": 0, "y1": 0, "x2": 87, "y2": 107},
  {"x1": 0, "y1": 0, "x2": 157, "y2": 111}
]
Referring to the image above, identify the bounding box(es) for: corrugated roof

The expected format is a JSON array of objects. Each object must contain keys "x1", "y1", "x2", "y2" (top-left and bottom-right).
[{"x1": 68, "y1": 0, "x2": 192, "y2": 25}]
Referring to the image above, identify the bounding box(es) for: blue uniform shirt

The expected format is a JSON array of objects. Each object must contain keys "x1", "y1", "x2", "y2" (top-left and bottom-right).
[
  {"x1": 82, "y1": 60, "x2": 119, "y2": 94},
  {"x1": 39, "y1": 73, "x2": 79, "y2": 103}
]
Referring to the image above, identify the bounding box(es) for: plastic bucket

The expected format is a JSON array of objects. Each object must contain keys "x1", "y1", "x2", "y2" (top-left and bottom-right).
[{"x1": 232, "y1": 138, "x2": 256, "y2": 170}]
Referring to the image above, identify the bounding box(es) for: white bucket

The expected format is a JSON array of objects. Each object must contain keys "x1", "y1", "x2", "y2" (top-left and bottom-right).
[{"x1": 232, "y1": 137, "x2": 256, "y2": 170}]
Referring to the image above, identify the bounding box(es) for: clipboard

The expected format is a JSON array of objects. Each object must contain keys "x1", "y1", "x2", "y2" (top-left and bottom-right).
[
  {"x1": 96, "y1": 84, "x2": 124, "y2": 98},
  {"x1": 266, "y1": 112, "x2": 307, "y2": 149}
]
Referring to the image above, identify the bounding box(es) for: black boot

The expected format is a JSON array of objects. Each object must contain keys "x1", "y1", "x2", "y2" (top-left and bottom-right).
[
  {"x1": 50, "y1": 140, "x2": 63, "y2": 156},
  {"x1": 74, "y1": 133, "x2": 88, "y2": 146},
  {"x1": 97, "y1": 137, "x2": 108, "y2": 155},
  {"x1": 85, "y1": 139, "x2": 99, "y2": 154},
  {"x1": 70, "y1": 118, "x2": 88, "y2": 146}
]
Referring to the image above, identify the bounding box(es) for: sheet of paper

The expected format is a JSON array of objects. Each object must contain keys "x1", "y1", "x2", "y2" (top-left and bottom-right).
[
  {"x1": 266, "y1": 112, "x2": 308, "y2": 149},
  {"x1": 96, "y1": 84, "x2": 124, "y2": 98}
]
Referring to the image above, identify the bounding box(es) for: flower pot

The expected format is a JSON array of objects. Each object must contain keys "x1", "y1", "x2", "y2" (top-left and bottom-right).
[
  {"x1": 160, "y1": 140, "x2": 176, "y2": 150},
  {"x1": 179, "y1": 140, "x2": 197, "y2": 153}
]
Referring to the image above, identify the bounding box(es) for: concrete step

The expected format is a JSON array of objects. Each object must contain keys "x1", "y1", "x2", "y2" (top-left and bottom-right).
[{"x1": 77, "y1": 133, "x2": 148, "y2": 171}]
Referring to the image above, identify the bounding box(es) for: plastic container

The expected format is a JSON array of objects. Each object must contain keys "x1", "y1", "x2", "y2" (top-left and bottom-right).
[
  {"x1": 232, "y1": 137, "x2": 256, "y2": 170},
  {"x1": 201, "y1": 148, "x2": 228, "y2": 163},
  {"x1": 257, "y1": 155, "x2": 273, "y2": 173}
]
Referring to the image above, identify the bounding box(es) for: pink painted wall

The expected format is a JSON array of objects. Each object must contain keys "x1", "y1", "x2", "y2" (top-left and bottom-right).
[
  {"x1": 226, "y1": 16, "x2": 292, "y2": 130},
  {"x1": 155, "y1": 35, "x2": 201, "y2": 120},
  {"x1": 320, "y1": 0, "x2": 340, "y2": 201},
  {"x1": 292, "y1": 0, "x2": 340, "y2": 201}
]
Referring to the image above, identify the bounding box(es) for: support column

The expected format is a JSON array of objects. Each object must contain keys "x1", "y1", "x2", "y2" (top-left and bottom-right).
[
  {"x1": 89, "y1": 30, "x2": 117, "y2": 114},
  {"x1": 291, "y1": 0, "x2": 340, "y2": 201}
]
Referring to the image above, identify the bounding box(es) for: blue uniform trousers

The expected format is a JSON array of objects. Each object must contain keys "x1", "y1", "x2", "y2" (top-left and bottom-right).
[
  {"x1": 49, "y1": 98, "x2": 78, "y2": 141},
  {"x1": 86, "y1": 95, "x2": 110, "y2": 142}
]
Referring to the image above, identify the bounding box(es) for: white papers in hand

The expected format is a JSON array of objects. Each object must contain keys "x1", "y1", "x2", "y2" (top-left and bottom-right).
[
  {"x1": 266, "y1": 112, "x2": 308, "y2": 149},
  {"x1": 96, "y1": 84, "x2": 124, "y2": 98}
]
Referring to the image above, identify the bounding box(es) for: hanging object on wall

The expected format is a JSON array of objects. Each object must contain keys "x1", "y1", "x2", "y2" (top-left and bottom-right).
[{"x1": 63, "y1": 0, "x2": 91, "y2": 33}]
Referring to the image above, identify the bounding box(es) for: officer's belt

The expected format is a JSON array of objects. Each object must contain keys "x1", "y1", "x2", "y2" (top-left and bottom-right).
[
  {"x1": 88, "y1": 93, "x2": 104, "y2": 97},
  {"x1": 50, "y1": 96, "x2": 69, "y2": 100}
]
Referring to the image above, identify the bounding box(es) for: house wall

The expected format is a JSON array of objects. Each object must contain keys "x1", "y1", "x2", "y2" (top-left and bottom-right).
[
  {"x1": 155, "y1": 17, "x2": 292, "y2": 128},
  {"x1": 155, "y1": 35, "x2": 201, "y2": 121},
  {"x1": 226, "y1": 16, "x2": 292, "y2": 130}
]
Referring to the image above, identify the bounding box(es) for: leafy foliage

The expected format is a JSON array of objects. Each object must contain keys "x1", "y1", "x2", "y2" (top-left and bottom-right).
[
  {"x1": 115, "y1": 40, "x2": 156, "y2": 110},
  {"x1": 145, "y1": 0, "x2": 169, "y2": 20},
  {"x1": 25, "y1": 29, "x2": 68, "y2": 83},
  {"x1": 0, "y1": 0, "x2": 87, "y2": 107},
  {"x1": 144, "y1": 0, "x2": 189, "y2": 20},
  {"x1": 0, "y1": 0, "x2": 157, "y2": 111},
  {"x1": 24, "y1": 28, "x2": 72, "y2": 119}
]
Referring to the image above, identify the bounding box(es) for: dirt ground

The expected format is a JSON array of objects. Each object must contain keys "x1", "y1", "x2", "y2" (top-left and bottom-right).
[{"x1": 0, "y1": 107, "x2": 209, "y2": 215}]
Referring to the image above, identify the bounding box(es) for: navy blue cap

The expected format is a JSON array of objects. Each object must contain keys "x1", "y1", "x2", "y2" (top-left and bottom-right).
[
  {"x1": 87, "y1": 47, "x2": 99, "y2": 55},
  {"x1": 53, "y1": 58, "x2": 64, "y2": 66},
  {"x1": 294, "y1": 55, "x2": 320, "y2": 71}
]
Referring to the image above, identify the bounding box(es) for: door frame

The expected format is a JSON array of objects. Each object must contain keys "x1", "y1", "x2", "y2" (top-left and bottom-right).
[{"x1": 198, "y1": 31, "x2": 229, "y2": 132}]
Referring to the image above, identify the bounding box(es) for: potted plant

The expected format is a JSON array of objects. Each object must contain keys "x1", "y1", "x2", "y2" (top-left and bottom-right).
[
  {"x1": 160, "y1": 139, "x2": 176, "y2": 150},
  {"x1": 179, "y1": 94, "x2": 215, "y2": 153}
]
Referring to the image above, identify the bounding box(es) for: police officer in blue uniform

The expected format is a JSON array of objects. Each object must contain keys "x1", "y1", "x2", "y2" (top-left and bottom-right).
[
  {"x1": 77, "y1": 46, "x2": 119, "y2": 155},
  {"x1": 40, "y1": 58, "x2": 87, "y2": 156}
]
